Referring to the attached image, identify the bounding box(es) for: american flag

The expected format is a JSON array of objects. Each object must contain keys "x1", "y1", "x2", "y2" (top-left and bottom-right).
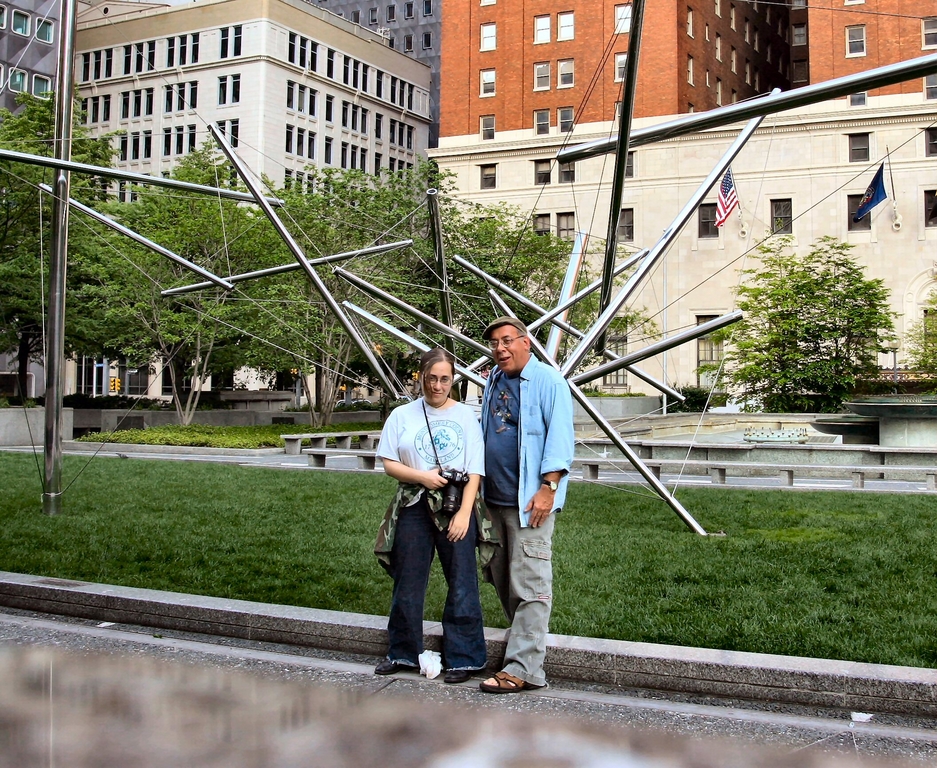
[{"x1": 715, "y1": 167, "x2": 739, "y2": 227}]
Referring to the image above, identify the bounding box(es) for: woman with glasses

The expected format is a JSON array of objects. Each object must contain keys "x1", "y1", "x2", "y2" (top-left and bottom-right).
[{"x1": 373, "y1": 347, "x2": 494, "y2": 684}]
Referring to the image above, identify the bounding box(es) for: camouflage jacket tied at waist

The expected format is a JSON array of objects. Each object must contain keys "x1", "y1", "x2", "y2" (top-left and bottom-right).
[{"x1": 374, "y1": 483, "x2": 501, "y2": 581}]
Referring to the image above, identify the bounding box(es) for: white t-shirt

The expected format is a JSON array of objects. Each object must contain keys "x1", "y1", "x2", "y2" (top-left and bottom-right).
[{"x1": 377, "y1": 398, "x2": 485, "y2": 485}]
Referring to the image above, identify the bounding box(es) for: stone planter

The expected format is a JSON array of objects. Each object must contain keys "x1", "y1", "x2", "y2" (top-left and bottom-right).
[
  {"x1": 0, "y1": 407, "x2": 73, "y2": 445},
  {"x1": 573, "y1": 396, "x2": 662, "y2": 426}
]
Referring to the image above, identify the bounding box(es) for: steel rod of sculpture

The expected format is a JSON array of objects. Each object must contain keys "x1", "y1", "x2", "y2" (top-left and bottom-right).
[
  {"x1": 426, "y1": 189, "x2": 455, "y2": 358},
  {"x1": 41, "y1": 0, "x2": 78, "y2": 516},
  {"x1": 562, "y1": 110, "x2": 767, "y2": 378},
  {"x1": 343, "y1": 301, "x2": 487, "y2": 388},
  {"x1": 546, "y1": 232, "x2": 587, "y2": 360},
  {"x1": 486, "y1": 289, "x2": 709, "y2": 536},
  {"x1": 333, "y1": 267, "x2": 493, "y2": 357},
  {"x1": 450, "y1": 253, "x2": 685, "y2": 402},
  {"x1": 559, "y1": 53, "x2": 937, "y2": 164},
  {"x1": 572, "y1": 311, "x2": 744, "y2": 385},
  {"x1": 161, "y1": 240, "x2": 414, "y2": 297},
  {"x1": 205, "y1": 124, "x2": 399, "y2": 397},
  {"x1": 0, "y1": 146, "x2": 284, "y2": 206},
  {"x1": 39, "y1": 184, "x2": 235, "y2": 290},
  {"x1": 597, "y1": 0, "x2": 646, "y2": 352}
]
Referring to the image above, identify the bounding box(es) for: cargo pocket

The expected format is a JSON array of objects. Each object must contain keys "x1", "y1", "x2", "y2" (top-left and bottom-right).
[{"x1": 520, "y1": 540, "x2": 553, "y2": 601}]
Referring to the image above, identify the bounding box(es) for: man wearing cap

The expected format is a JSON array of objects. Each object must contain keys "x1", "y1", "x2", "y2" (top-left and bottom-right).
[{"x1": 477, "y1": 316, "x2": 574, "y2": 693}]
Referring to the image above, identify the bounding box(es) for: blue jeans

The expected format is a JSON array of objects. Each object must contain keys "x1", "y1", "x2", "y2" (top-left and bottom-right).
[{"x1": 386, "y1": 495, "x2": 487, "y2": 671}]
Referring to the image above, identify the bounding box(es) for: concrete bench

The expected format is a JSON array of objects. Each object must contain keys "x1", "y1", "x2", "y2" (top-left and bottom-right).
[
  {"x1": 304, "y1": 447, "x2": 381, "y2": 470},
  {"x1": 572, "y1": 457, "x2": 937, "y2": 490},
  {"x1": 281, "y1": 432, "x2": 379, "y2": 456}
]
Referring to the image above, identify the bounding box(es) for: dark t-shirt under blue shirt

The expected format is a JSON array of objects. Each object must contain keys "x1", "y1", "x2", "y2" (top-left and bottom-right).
[{"x1": 483, "y1": 368, "x2": 522, "y2": 506}]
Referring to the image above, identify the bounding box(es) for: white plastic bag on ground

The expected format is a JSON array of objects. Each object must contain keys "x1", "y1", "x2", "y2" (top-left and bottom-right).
[{"x1": 418, "y1": 650, "x2": 442, "y2": 679}]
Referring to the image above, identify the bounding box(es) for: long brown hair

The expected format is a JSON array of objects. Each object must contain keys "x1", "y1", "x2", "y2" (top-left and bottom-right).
[{"x1": 419, "y1": 347, "x2": 456, "y2": 398}]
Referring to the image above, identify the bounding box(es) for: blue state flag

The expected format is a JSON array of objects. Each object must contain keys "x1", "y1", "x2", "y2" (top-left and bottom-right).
[{"x1": 853, "y1": 163, "x2": 887, "y2": 222}]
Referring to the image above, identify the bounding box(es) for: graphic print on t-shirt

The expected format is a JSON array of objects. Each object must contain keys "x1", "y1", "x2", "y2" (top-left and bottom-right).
[
  {"x1": 415, "y1": 420, "x2": 465, "y2": 466},
  {"x1": 491, "y1": 384, "x2": 518, "y2": 435}
]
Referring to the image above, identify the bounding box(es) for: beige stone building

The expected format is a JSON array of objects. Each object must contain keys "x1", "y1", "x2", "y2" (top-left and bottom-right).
[{"x1": 430, "y1": 91, "x2": 937, "y2": 393}]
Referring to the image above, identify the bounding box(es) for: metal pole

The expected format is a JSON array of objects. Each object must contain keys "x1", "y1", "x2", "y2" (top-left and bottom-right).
[
  {"x1": 426, "y1": 189, "x2": 455, "y2": 357},
  {"x1": 343, "y1": 302, "x2": 487, "y2": 388},
  {"x1": 206, "y1": 124, "x2": 399, "y2": 397},
  {"x1": 561, "y1": 112, "x2": 765, "y2": 377},
  {"x1": 40, "y1": 184, "x2": 234, "y2": 290},
  {"x1": 161, "y1": 240, "x2": 412, "y2": 297},
  {"x1": 597, "y1": 0, "x2": 645, "y2": 352},
  {"x1": 572, "y1": 311, "x2": 743, "y2": 385},
  {"x1": 558, "y1": 54, "x2": 937, "y2": 164},
  {"x1": 486, "y1": 290, "x2": 707, "y2": 535},
  {"x1": 334, "y1": 267, "x2": 492, "y2": 357},
  {"x1": 0, "y1": 147, "x2": 283, "y2": 205},
  {"x1": 451, "y1": 253, "x2": 684, "y2": 401},
  {"x1": 545, "y1": 232, "x2": 587, "y2": 360},
  {"x1": 42, "y1": 0, "x2": 78, "y2": 516}
]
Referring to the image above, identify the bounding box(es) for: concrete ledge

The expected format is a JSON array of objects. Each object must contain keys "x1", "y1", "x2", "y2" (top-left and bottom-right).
[
  {"x1": 2, "y1": 570, "x2": 936, "y2": 716},
  {"x1": 61, "y1": 441, "x2": 284, "y2": 457}
]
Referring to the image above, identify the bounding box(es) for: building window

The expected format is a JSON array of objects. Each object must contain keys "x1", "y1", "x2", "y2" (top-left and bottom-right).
[
  {"x1": 687, "y1": 6, "x2": 693, "y2": 37},
  {"x1": 324, "y1": 136, "x2": 332, "y2": 164},
  {"x1": 925, "y1": 190, "x2": 937, "y2": 227},
  {"x1": 730, "y1": 3, "x2": 736, "y2": 29},
  {"x1": 625, "y1": 151, "x2": 634, "y2": 177},
  {"x1": 615, "y1": 4, "x2": 632, "y2": 34},
  {"x1": 534, "y1": 109, "x2": 549, "y2": 134},
  {"x1": 849, "y1": 92, "x2": 866, "y2": 106},
  {"x1": 480, "y1": 23, "x2": 496, "y2": 50},
  {"x1": 557, "y1": 12, "x2": 574, "y2": 41},
  {"x1": 534, "y1": 160, "x2": 551, "y2": 185},
  {"x1": 602, "y1": 336, "x2": 629, "y2": 386},
  {"x1": 559, "y1": 161, "x2": 575, "y2": 183},
  {"x1": 8, "y1": 69, "x2": 25, "y2": 92},
  {"x1": 325, "y1": 95, "x2": 334, "y2": 122},
  {"x1": 792, "y1": 23, "x2": 806, "y2": 46},
  {"x1": 924, "y1": 18, "x2": 937, "y2": 48},
  {"x1": 715, "y1": 33, "x2": 722, "y2": 60},
  {"x1": 730, "y1": 47, "x2": 737, "y2": 72},
  {"x1": 792, "y1": 0, "x2": 806, "y2": 6},
  {"x1": 846, "y1": 26, "x2": 866, "y2": 57},
  {"x1": 847, "y1": 194, "x2": 871, "y2": 232},
  {"x1": 792, "y1": 61, "x2": 808, "y2": 82},
  {"x1": 714, "y1": 0, "x2": 721, "y2": 16},
  {"x1": 615, "y1": 53, "x2": 628, "y2": 81},
  {"x1": 480, "y1": 115, "x2": 495, "y2": 140},
  {"x1": 687, "y1": 55, "x2": 694, "y2": 84},
  {"x1": 35, "y1": 18, "x2": 52, "y2": 43},
  {"x1": 927, "y1": 74, "x2": 937, "y2": 99},
  {"x1": 480, "y1": 164, "x2": 497, "y2": 189},
  {"x1": 11, "y1": 9, "x2": 28, "y2": 35},
  {"x1": 557, "y1": 212, "x2": 575, "y2": 240},
  {"x1": 369, "y1": 7, "x2": 378, "y2": 23},
  {"x1": 558, "y1": 107, "x2": 574, "y2": 132},
  {"x1": 32, "y1": 74, "x2": 51, "y2": 96},
  {"x1": 218, "y1": 74, "x2": 240, "y2": 105},
  {"x1": 386, "y1": 4, "x2": 396, "y2": 21},
  {"x1": 771, "y1": 198, "x2": 793, "y2": 234},
  {"x1": 696, "y1": 315, "x2": 724, "y2": 387},
  {"x1": 404, "y1": 34, "x2": 413, "y2": 52},
  {"x1": 926, "y1": 128, "x2": 937, "y2": 157},
  {"x1": 533, "y1": 214, "x2": 550, "y2": 235},
  {"x1": 698, "y1": 203, "x2": 718, "y2": 238},
  {"x1": 618, "y1": 208, "x2": 634, "y2": 241},
  {"x1": 848, "y1": 133, "x2": 870, "y2": 162},
  {"x1": 422, "y1": 32, "x2": 432, "y2": 49},
  {"x1": 480, "y1": 69, "x2": 495, "y2": 96},
  {"x1": 716, "y1": 78, "x2": 723, "y2": 104},
  {"x1": 534, "y1": 62, "x2": 550, "y2": 90},
  {"x1": 0, "y1": 6, "x2": 6, "y2": 28},
  {"x1": 404, "y1": 2, "x2": 414, "y2": 19},
  {"x1": 558, "y1": 59, "x2": 574, "y2": 87},
  {"x1": 423, "y1": 0, "x2": 433, "y2": 16},
  {"x1": 534, "y1": 15, "x2": 550, "y2": 43}
]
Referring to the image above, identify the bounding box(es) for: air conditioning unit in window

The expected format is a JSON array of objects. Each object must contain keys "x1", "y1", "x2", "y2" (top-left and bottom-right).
[{"x1": 376, "y1": 26, "x2": 390, "y2": 39}]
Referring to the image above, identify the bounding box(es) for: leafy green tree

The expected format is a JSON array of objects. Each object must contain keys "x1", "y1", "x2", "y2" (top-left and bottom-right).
[
  {"x1": 718, "y1": 236, "x2": 894, "y2": 413},
  {"x1": 0, "y1": 92, "x2": 114, "y2": 398},
  {"x1": 73, "y1": 145, "x2": 286, "y2": 423},
  {"x1": 904, "y1": 291, "x2": 937, "y2": 382}
]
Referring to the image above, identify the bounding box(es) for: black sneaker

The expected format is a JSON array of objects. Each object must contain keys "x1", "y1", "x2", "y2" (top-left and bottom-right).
[
  {"x1": 444, "y1": 669, "x2": 472, "y2": 684},
  {"x1": 374, "y1": 659, "x2": 404, "y2": 675}
]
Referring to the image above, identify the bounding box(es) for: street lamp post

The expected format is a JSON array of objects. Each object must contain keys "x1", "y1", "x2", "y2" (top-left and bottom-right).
[{"x1": 885, "y1": 340, "x2": 900, "y2": 394}]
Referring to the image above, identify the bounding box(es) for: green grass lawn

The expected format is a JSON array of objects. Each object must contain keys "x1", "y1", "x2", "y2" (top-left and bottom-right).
[
  {"x1": 74, "y1": 423, "x2": 383, "y2": 449},
  {"x1": 3, "y1": 450, "x2": 937, "y2": 668}
]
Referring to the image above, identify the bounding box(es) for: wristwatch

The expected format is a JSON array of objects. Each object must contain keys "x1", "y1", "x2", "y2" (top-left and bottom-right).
[{"x1": 543, "y1": 480, "x2": 558, "y2": 492}]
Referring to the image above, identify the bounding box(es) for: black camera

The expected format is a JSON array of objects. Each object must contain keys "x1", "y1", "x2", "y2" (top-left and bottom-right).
[{"x1": 439, "y1": 469, "x2": 469, "y2": 516}]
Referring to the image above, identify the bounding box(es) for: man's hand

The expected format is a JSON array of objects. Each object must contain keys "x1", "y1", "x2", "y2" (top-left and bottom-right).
[{"x1": 524, "y1": 486, "x2": 555, "y2": 528}]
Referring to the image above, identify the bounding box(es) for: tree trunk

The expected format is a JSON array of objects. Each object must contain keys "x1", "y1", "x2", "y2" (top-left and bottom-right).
[{"x1": 15, "y1": 327, "x2": 36, "y2": 400}]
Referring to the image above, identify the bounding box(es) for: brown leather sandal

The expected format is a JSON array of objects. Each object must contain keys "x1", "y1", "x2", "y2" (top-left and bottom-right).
[{"x1": 478, "y1": 670, "x2": 532, "y2": 694}]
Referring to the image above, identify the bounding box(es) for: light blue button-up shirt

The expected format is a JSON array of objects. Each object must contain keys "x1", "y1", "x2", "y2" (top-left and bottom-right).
[{"x1": 481, "y1": 356, "x2": 574, "y2": 527}]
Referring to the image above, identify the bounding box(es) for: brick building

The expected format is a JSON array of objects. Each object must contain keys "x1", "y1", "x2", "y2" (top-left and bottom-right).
[
  {"x1": 439, "y1": 0, "x2": 790, "y2": 141},
  {"x1": 791, "y1": 0, "x2": 937, "y2": 101}
]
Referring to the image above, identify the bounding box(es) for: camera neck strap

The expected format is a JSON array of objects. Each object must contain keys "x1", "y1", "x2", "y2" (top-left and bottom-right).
[{"x1": 421, "y1": 399, "x2": 443, "y2": 469}]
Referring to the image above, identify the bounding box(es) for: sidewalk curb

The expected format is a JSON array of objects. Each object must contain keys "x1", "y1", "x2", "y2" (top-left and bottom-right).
[{"x1": 2, "y1": 570, "x2": 936, "y2": 716}]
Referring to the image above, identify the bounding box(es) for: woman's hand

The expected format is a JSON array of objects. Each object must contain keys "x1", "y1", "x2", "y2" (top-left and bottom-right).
[
  {"x1": 421, "y1": 468, "x2": 448, "y2": 490},
  {"x1": 447, "y1": 508, "x2": 471, "y2": 542}
]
